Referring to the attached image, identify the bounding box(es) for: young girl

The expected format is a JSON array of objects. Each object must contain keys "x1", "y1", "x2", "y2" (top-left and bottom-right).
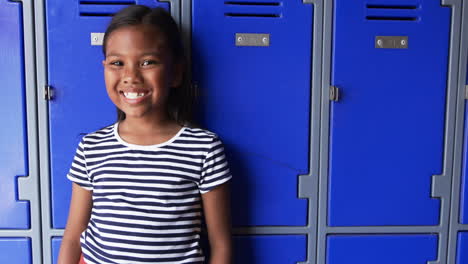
[{"x1": 58, "y1": 6, "x2": 232, "y2": 264}]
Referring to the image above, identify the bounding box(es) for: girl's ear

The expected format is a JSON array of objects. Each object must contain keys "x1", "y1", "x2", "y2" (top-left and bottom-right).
[{"x1": 171, "y1": 62, "x2": 184, "y2": 88}]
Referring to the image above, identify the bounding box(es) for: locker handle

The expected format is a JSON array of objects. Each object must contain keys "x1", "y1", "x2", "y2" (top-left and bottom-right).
[{"x1": 330, "y1": 85, "x2": 340, "y2": 102}]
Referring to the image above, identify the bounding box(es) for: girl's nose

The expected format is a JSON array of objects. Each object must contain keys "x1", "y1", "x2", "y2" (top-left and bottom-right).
[{"x1": 122, "y1": 66, "x2": 142, "y2": 84}]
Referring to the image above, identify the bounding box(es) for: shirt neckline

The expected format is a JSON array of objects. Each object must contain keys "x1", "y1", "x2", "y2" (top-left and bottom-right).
[{"x1": 113, "y1": 122, "x2": 186, "y2": 150}]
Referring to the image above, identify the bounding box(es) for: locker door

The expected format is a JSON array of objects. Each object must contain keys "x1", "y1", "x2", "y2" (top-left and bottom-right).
[
  {"x1": 327, "y1": 235, "x2": 437, "y2": 264},
  {"x1": 457, "y1": 232, "x2": 468, "y2": 264},
  {"x1": 0, "y1": 0, "x2": 30, "y2": 230},
  {"x1": 233, "y1": 235, "x2": 306, "y2": 264},
  {"x1": 192, "y1": 0, "x2": 312, "y2": 226},
  {"x1": 45, "y1": 0, "x2": 169, "y2": 229},
  {"x1": 0, "y1": 1, "x2": 34, "y2": 263},
  {"x1": 461, "y1": 71, "x2": 468, "y2": 225},
  {"x1": 0, "y1": 238, "x2": 32, "y2": 264},
  {"x1": 329, "y1": 0, "x2": 450, "y2": 226}
]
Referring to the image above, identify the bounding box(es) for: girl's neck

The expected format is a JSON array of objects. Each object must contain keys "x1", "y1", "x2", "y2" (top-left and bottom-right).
[
  {"x1": 117, "y1": 114, "x2": 183, "y2": 146},
  {"x1": 119, "y1": 114, "x2": 178, "y2": 134}
]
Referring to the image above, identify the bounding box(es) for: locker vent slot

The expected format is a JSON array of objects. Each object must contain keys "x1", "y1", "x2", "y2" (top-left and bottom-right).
[
  {"x1": 80, "y1": 1, "x2": 135, "y2": 4},
  {"x1": 79, "y1": 0, "x2": 136, "y2": 17},
  {"x1": 366, "y1": 4, "x2": 418, "y2": 9},
  {"x1": 365, "y1": 4, "x2": 419, "y2": 21},
  {"x1": 224, "y1": 1, "x2": 281, "y2": 18},
  {"x1": 225, "y1": 1, "x2": 281, "y2": 6},
  {"x1": 225, "y1": 13, "x2": 280, "y2": 17},
  {"x1": 366, "y1": 16, "x2": 417, "y2": 21}
]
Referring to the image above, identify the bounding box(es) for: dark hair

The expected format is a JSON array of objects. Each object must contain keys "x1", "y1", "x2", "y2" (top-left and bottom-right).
[{"x1": 103, "y1": 5, "x2": 195, "y2": 126}]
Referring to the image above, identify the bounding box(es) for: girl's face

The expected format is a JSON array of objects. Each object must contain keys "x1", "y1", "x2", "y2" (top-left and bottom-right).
[{"x1": 103, "y1": 25, "x2": 181, "y2": 121}]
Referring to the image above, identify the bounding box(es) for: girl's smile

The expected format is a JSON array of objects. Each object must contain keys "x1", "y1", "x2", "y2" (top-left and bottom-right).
[{"x1": 120, "y1": 90, "x2": 149, "y2": 104}]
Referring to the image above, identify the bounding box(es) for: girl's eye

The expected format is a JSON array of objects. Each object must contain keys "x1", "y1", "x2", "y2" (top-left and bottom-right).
[
  {"x1": 110, "y1": 61, "x2": 123, "y2": 66},
  {"x1": 142, "y1": 60, "x2": 157, "y2": 66}
]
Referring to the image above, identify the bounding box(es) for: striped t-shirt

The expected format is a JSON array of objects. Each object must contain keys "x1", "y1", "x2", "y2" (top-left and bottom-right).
[{"x1": 67, "y1": 122, "x2": 232, "y2": 264}]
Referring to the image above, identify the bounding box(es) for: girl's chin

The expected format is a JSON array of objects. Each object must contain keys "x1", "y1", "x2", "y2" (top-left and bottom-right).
[{"x1": 119, "y1": 108, "x2": 162, "y2": 120}]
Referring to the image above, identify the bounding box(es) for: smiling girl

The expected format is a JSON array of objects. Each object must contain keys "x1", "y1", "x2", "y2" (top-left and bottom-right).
[{"x1": 57, "y1": 6, "x2": 232, "y2": 264}]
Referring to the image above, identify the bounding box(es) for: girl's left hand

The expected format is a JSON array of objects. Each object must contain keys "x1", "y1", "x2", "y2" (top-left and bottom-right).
[{"x1": 202, "y1": 183, "x2": 232, "y2": 264}]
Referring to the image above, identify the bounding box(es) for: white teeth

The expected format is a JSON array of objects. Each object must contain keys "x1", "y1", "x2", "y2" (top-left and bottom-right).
[{"x1": 123, "y1": 92, "x2": 145, "y2": 99}]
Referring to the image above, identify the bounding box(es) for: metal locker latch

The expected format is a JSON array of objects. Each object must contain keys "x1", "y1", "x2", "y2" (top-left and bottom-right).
[
  {"x1": 44, "y1": 85, "x2": 54, "y2": 100},
  {"x1": 330, "y1": 86, "x2": 340, "y2": 102}
]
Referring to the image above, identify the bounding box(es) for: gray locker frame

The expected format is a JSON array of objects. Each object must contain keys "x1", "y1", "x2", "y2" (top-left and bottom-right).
[
  {"x1": 34, "y1": 0, "x2": 58, "y2": 259},
  {"x1": 448, "y1": 0, "x2": 468, "y2": 263},
  {"x1": 29, "y1": 0, "x2": 468, "y2": 264},
  {"x1": 0, "y1": 0, "x2": 43, "y2": 263}
]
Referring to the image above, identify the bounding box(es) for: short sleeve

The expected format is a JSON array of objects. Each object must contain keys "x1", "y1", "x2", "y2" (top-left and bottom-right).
[
  {"x1": 67, "y1": 139, "x2": 93, "y2": 190},
  {"x1": 199, "y1": 137, "x2": 232, "y2": 194}
]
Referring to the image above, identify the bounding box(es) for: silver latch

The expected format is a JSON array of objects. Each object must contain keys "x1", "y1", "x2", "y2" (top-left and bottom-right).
[
  {"x1": 465, "y1": 85, "x2": 468, "y2": 100},
  {"x1": 44, "y1": 85, "x2": 54, "y2": 100},
  {"x1": 330, "y1": 86, "x2": 340, "y2": 102}
]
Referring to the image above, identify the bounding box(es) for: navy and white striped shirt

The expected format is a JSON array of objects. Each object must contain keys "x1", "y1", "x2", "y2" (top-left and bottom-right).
[{"x1": 67, "y1": 122, "x2": 231, "y2": 264}]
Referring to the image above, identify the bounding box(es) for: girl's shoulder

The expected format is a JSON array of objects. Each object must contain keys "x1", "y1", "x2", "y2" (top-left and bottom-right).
[
  {"x1": 79, "y1": 123, "x2": 116, "y2": 145},
  {"x1": 181, "y1": 125, "x2": 220, "y2": 141}
]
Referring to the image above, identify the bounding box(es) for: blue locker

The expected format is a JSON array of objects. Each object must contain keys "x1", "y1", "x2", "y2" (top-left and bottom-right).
[
  {"x1": 0, "y1": 238, "x2": 31, "y2": 264},
  {"x1": 462, "y1": 102, "x2": 468, "y2": 224},
  {"x1": 327, "y1": 234, "x2": 437, "y2": 264},
  {"x1": 45, "y1": 0, "x2": 169, "y2": 228},
  {"x1": 329, "y1": 0, "x2": 449, "y2": 226},
  {"x1": 192, "y1": 0, "x2": 312, "y2": 226},
  {"x1": 233, "y1": 235, "x2": 306, "y2": 264},
  {"x1": 458, "y1": 232, "x2": 468, "y2": 264},
  {"x1": 0, "y1": 0, "x2": 30, "y2": 229},
  {"x1": 51, "y1": 237, "x2": 61, "y2": 264}
]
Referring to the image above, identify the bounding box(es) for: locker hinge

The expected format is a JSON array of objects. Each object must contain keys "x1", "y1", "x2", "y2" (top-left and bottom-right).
[
  {"x1": 44, "y1": 85, "x2": 54, "y2": 101},
  {"x1": 329, "y1": 86, "x2": 340, "y2": 102},
  {"x1": 465, "y1": 85, "x2": 468, "y2": 100}
]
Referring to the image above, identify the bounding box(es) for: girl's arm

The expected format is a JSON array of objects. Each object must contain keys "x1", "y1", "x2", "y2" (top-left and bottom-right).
[
  {"x1": 58, "y1": 183, "x2": 93, "y2": 264},
  {"x1": 202, "y1": 183, "x2": 232, "y2": 264}
]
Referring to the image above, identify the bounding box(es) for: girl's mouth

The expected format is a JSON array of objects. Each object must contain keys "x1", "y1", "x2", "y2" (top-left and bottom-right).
[
  {"x1": 120, "y1": 91, "x2": 149, "y2": 104},
  {"x1": 123, "y1": 92, "x2": 146, "y2": 99}
]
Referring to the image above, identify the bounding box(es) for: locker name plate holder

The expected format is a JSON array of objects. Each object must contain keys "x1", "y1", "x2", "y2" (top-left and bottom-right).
[
  {"x1": 91, "y1": 33, "x2": 105, "y2": 46},
  {"x1": 236, "y1": 33, "x2": 270, "y2": 47},
  {"x1": 375, "y1": 36, "x2": 408, "y2": 49}
]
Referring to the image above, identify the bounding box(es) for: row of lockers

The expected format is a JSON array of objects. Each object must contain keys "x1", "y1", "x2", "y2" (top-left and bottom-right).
[
  {"x1": 3, "y1": 0, "x2": 468, "y2": 229},
  {"x1": 2, "y1": 234, "x2": 468, "y2": 264},
  {"x1": 2, "y1": 0, "x2": 468, "y2": 263}
]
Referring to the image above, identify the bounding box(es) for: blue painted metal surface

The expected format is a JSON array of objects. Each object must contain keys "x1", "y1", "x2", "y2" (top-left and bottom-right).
[
  {"x1": 462, "y1": 104, "x2": 468, "y2": 224},
  {"x1": 0, "y1": 238, "x2": 31, "y2": 264},
  {"x1": 327, "y1": 234, "x2": 437, "y2": 264},
  {"x1": 51, "y1": 237, "x2": 62, "y2": 264},
  {"x1": 233, "y1": 235, "x2": 306, "y2": 264},
  {"x1": 192, "y1": 0, "x2": 312, "y2": 226},
  {"x1": 329, "y1": 0, "x2": 449, "y2": 226},
  {"x1": 458, "y1": 232, "x2": 468, "y2": 264},
  {"x1": 46, "y1": 0, "x2": 169, "y2": 228},
  {"x1": 0, "y1": 0, "x2": 30, "y2": 229}
]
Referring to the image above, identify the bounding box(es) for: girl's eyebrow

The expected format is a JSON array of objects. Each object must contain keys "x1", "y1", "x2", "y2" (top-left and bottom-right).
[
  {"x1": 105, "y1": 52, "x2": 161, "y2": 58},
  {"x1": 141, "y1": 52, "x2": 161, "y2": 57},
  {"x1": 106, "y1": 53, "x2": 121, "y2": 58}
]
